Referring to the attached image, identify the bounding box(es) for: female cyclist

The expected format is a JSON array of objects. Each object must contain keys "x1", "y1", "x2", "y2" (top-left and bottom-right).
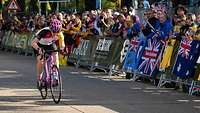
[{"x1": 31, "y1": 19, "x2": 65, "y2": 89}]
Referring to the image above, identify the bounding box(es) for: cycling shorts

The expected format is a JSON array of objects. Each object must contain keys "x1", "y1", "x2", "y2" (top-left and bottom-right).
[{"x1": 33, "y1": 43, "x2": 57, "y2": 56}]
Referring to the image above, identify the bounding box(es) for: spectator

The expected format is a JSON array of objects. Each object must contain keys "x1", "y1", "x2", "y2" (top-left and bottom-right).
[
  {"x1": 143, "y1": 0, "x2": 150, "y2": 9},
  {"x1": 111, "y1": 14, "x2": 125, "y2": 38},
  {"x1": 27, "y1": 16, "x2": 35, "y2": 32},
  {"x1": 132, "y1": 0, "x2": 138, "y2": 9},
  {"x1": 142, "y1": 9, "x2": 160, "y2": 37}
]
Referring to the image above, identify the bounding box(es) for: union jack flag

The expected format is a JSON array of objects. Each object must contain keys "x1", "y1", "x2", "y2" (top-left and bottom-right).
[
  {"x1": 178, "y1": 38, "x2": 192, "y2": 59},
  {"x1": 129, "y1": 38, "x2": 139, "y2": 52},
  {"x1": 138, "y1": 39, "x2": 164, "y2": 76}
]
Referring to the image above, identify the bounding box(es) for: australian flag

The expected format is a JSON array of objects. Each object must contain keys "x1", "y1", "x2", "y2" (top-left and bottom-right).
[
  {"x1": 173, "y1": 39, "x2": 200, "y2": 79},
  {"x1": 123, "y1": 37, "x2": 145, "y2": 73},
  {"x1": 137, "y1": 38, "x2": 164, "y2": 76}
]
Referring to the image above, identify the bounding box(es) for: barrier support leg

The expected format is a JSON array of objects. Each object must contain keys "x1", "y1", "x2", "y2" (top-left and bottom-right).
[
  {"x1": 90, "y1": 62, "x2": 97, "y2": 72},
  {"x1": 108, "y1": 65, "x2": 114, "y2": 80},
  {"x1": 175, "y1": 77, "x2": 182, "y2": 90},
  {"x1": 157, "y1": 72, "x2": 164, "y2": 88},
  {"x1": 132, "y1": 71, "x2": 139, "y2": 81},
  {"x1": 189, "y1": 80, "x2": 195, "y2": 95},
  {"x1": 157, "y1": 72, "x2": 168, "y2": 88},
  {"x1": 75, "y1": 59, "x2": 80, "y2": 69},
  {"x1": 131, "y1": 71, "x2": 136, "y2": 81}
]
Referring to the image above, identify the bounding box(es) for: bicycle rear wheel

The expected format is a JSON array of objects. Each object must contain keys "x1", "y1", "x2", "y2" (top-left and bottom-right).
[{"x1": 50, "y1": 65, "x2": 62, "y2": 104}]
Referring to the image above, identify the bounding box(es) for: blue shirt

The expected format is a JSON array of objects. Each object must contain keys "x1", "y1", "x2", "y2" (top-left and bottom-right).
[{"x1": 147, "y1": 19, "x2": 173, "y2": 40}]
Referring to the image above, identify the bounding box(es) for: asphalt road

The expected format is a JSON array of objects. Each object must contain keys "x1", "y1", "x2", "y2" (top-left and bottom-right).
[{"x1": 0, "y1": 51, "x2": 200, "y2": 113}]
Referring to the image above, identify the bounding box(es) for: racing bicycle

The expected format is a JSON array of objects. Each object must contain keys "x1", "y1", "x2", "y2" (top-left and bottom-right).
[{"x1": 37, "y1": 49, "x2": 62, "y2": 104}]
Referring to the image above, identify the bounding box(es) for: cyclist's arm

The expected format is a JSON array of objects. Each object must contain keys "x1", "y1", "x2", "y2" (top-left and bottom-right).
[
  {"x1": 31, "y1": 38, "x2": 40, "y2": 50},
  {"x1": 31, "y1": 28, "x2": 48, "y2": 50}
]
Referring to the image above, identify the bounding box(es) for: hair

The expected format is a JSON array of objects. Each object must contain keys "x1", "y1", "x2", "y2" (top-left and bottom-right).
[
  {"x1": 132, "y1": 15, "x2": 140, "y2": 23},
  {"x1": 175, "y1": 5, "x2": 187, "y2": 15}
]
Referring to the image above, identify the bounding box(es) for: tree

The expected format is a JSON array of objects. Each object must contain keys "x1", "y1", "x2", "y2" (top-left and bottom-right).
[{"x1": 102, "y1": 0, "x2": 117, "y2": 9}]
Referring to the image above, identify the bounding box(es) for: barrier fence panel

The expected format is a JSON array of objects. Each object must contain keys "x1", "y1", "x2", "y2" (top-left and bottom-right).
[
  {"x1": 109, "y1": 38, "x2": 129, "y2": 77},
  {"x1": 3, "y1": 31, "x2": 10, "y2": 50},
  {"x1": 90, "y1": 36, "x2": 114, "y2": 72},
  {"x1": 91, "y1": 36, "x2": 125, "y2": 73},
  {"x1": 67, "y1": 36, "x2": 98, "y2": 68},
  {"x1": 67, "y1": 36, "x2": 125, "y2": 73},
  {"x1": 0, "y1": 31, "x2": 34, "y2": 56},
  {"x1": 0, "y1": 31, "x2": 10, "y2": 49},
  {"x1": 14, "y1": 33, "x2": 28, "y2": 54},
  {"x1": 72, "y1": 37, "x2": 98, "y2": 68}
]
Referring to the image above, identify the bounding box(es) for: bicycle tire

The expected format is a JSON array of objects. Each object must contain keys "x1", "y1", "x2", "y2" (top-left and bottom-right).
[{"x1": 50, "y1": 65, "x2": 62, "y2": 104}]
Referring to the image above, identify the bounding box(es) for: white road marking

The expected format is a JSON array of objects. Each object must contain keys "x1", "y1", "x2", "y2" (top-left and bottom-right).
[
  {"x1": 151, "y1": 93, "x2": 161, "y2": 95},
  {"x1": 143, "y1": 90, "x2": 154, "y2": 93},
  {"x1": 176, "y1": 100, "x2": 190, "y2": 102},
  {"x1": 192, "y1": 100, "x2": 200, "y2": 102}
]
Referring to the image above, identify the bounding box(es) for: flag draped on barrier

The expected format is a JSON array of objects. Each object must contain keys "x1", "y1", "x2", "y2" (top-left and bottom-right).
[
  {"x1": 160, "y1": 38, "x2": 176, "y2": 70},
  {"x1": 122, "y1": 37, "x2": 145, "y2": 72},
  {"x1": 137, "y1": 38, "x2": 164, "y2": 76},
  {"x1": 173, "y1": 38, "x2": 200, "y2": 79}
]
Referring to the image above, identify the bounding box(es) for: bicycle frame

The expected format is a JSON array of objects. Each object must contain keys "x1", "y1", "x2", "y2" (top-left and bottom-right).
[
  {"x1": 44, "y1": 54, "x2": 54, "y2": 84},
  {"x1": 42, "y1": 50, "x2": 59, "y2": 84}
]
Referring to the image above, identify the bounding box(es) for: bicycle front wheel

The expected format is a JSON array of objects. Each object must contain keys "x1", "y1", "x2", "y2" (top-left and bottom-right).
[{"x1": 50, "y1": 65, "x2": 62, "y2": 104}]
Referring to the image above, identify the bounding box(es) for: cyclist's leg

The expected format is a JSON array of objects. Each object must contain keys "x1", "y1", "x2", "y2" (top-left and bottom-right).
[
  {"x1": 36, "y1": 55, "x2": 43, "y2": 80},
  {"x1": 33, "y1": 44, "x2": 44, "y2": 80},
  {"x1": 51, "y1": 52, "x2": 59, "y2": 68}
]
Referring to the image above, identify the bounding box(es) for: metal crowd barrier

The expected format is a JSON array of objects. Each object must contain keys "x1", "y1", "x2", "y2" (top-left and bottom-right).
[
  {"x1": 0, "y1": 31, "x2": 34, "y2": 56},
  {"x1": 67, "y1": 36, "x2": 125, "y2": 73}
]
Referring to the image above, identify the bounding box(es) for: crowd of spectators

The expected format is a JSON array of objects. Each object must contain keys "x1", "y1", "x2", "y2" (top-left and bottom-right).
[{"x1": 0, "y1": 2, "x2": 199, "y2": 42}]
